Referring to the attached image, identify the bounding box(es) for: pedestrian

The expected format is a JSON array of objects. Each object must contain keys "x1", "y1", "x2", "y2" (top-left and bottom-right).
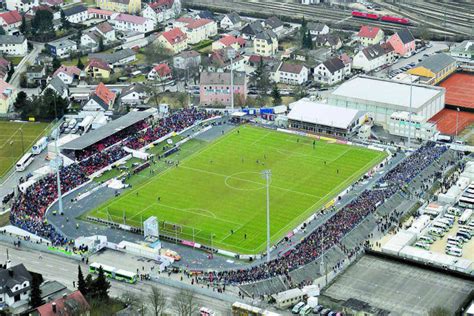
[
  {"x1": 244, "y1": 234, "x2": 247, "y2": 239},
  {"x1": 73, "y1": 281, "x2": 76, "y2": 288}
]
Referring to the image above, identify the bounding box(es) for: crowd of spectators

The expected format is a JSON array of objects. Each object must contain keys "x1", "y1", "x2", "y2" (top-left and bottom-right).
[
  {"x1": 10, "y1": 109, "x2": 212, "y2": 245},
  {"x1": 204, "y1": 142, "x2": 448, "y2": 285}
]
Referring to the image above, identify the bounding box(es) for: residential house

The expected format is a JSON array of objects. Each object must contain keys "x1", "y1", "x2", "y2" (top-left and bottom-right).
[
  {"x1": 173, "y1": 16, "x2": 195, "y2": 29},
  {"x1": 407, "y1": 53, "x2": 457, "y2": 85},
  {"x1": 120, "y1": 83, "x2": 147, "y2": 105},
  {"x1": 156, "y1": 27, "x2": 187, "y2": 54},
  {"x1": 352, "y1": 42, "x2": 395, "y2": 72},
  {"x1": 274, "y1": 62, "x2": 308, "y2": 85},
  {"x1": 173, "y1": 50, "x2": 201, "y2": 70},
  {"x1": 245, "y1": 54, "x2": 278, "y2": 74},
  {"x1": 0, "y1": 35, "x2": 27, "y2": 56},
  {"x1": 147, "y1": 63, "x2": 172, "y2": 81},
  {"x1": 0, "y1": 58, "x2": 11, "y2": 81},
  {"x1": 46, "y1": 39, "x2": 77, "y2": 58},
  {"x1": 199, "y1": 71, "x2": 247, "y2": 106},
  {"x1": 96, "y1": 0, "x2": 141, "y2": 14},
  {"x1": 450, "y1": 40, "x2": 474, "y2": 61},
  {"x1": 87, "y1": 7, "x2": 117, "y2": 20},
  {"x1": 220, "y1": 12, "x2": 243, "y2": 30},
  {"x1": 206, "y1": 47, "x2": 245, "y2": 72},
  {"x1": 141, "y1": 0, "x2": 180, "y2": 27},
  {"x1": 81, "y1": 30, "x2": 104, "y2": 51},
  {"x1": 43, "y1": 76, "x2": 69, "y2": 98},
  {"x1": 181, "y1": 18, "x2": 217, "y2": 45},
  {"x1": 211, "y1": 35, "x2": 246, "y2": 51},
  {"x1": 253, "y1": 30, "x2": 278, "y2": 57},
  {"x1": 0, "y1": 11, "x2": 22, "y2": 33},
  {"x1": 35, "y1": 290, "x2": 90, "y2": 316},
  {"x1": 85, "y1": 59, "x2": 111, "y2": 79},
  {"x1": 94, "y1": 22, "x2": 116, "y2": 42},
  {"x1": 314, "y1": 56, "x2": 349, "y2": 85},
  {"x1": 62, "y1": 4, "x2": 88, "y2": 23},
  {"x1": 356, "y1": 25, "x2": 384, "y2": 46},
  {"x1": 263, "y1": 16, "x2": 284, "y2": 34},
  {"x1": 196, "y1": 10, "x2": 213, "y2": 20},
  {"x1": 307, "y1": 22, "x2": 329, "y2": 36},
  {"x1": 53, "y1": 65, "x2": 81, "y2": 85},
  {"x1": 0, "y1": 263, "x2": 32, "y2": 310},
  {"x1": 26, "y1": 64, "x2": 46, "y2": 85},
  {"x1": 112, "y1": 13, "x2": 154, "y2": 33},
  {"x1": 89, "y1": 48, "x2": 136, "y2": 67},
  {"x1": 388, "y1": 28, "x2": 415, "y2": 57},
  {"x1": 313, "y1": 34, "x2": 342, "y2": 51},
  {"x1": 6, "y1": 0, "x2": 38, "y2": 12},
  {"x1": 241, "y1": 20, "x2": 265, "y2": 40},
  {"x1": 83, "y1": 82, "x2": 116, "y2": 111}
]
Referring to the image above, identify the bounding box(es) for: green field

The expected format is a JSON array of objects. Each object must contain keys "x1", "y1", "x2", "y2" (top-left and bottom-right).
[
  {"x1": 89, "y1": 126, "x2": 386, "y2": 254},
  {"x1": 0, "y1": 121, "x2": 50, "y2": 178}
]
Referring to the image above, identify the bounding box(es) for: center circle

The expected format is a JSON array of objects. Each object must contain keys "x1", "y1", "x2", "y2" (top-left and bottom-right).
[{"x1": 224, "y1": 172, "x2": 268, "y2": 191}]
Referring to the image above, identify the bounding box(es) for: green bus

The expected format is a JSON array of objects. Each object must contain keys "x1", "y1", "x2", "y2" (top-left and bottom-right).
[{"x1": 89, "y1": 262, "x2": 138, "y2": 284}]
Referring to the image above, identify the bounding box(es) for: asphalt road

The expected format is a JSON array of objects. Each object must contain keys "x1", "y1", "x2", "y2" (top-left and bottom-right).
[
  {"x1": 0, "y1": 242, "x2": 237, "y2": 315},
  {"x1": 9, "y1": 43, "x2": 44, "y2": 97}
]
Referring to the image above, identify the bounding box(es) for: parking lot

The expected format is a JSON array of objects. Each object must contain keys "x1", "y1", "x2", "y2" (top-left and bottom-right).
[
  {"x1": 373, "y1": 41, "x2": 449, "y2": 79},
  {"x1": 324, "y1": 255, "x2": 474, "y2": 316}
]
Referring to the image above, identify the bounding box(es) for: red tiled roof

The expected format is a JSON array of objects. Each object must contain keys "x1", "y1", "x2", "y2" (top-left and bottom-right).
[
  {"x1": 218, "y1": 35, "x2": 245, "y2": 47},
  {"x1": 175, "y1": 17, "x2": 195, "y2": 24},
  {"x1": 96, "y1": 22, "x2": 113, "y2": 34},
  {"x1": 160, "y1": 27, "x2": 187, "y2": 45},
  {"x1": 0, "y1": 11, "x2": 22, "y2": 25},
  {"x1": 357, "y1": 25, "x2": 381, "y2": 39},
  {"x1": 0, "y1": 79, "x2": 15, "y2": 100},
  {"x1": 88, "y1": 8, "x2": 115, "y2": 16},
  {"x1": 153, "y1": 63, "x2": 171, "y2": 77},
  {"x1": 54, "y1": 65, "x2": 81, "y2": 77},
  {"x1": 186, "y1": 18, "x2": 213, "y2": 30},
  {"x1": 94, "y1": 82, "x2": 116, "y2": 105},
  {"x1": 36, "y1": 291, "x2": 90, "y2": 316},
  {"x1": 87, "y1": 59, "x2": 111, "y2": 71},
  {"x1": 279, "y1": 62, "x2": 304, "y2": 74}
]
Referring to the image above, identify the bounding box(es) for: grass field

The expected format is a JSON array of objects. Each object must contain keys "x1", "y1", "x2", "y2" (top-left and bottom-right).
[
  {"x1": 88, "y1": 126, "x2": 386, "y2": 254},
  {"x1": 0, "y1": 121, "x2": 50, "y2": 178}
]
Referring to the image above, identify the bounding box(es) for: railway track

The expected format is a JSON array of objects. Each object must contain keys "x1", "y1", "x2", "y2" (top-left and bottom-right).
[
  {"x1": 397, "y1": 3, "x2": 473, "y2": 36},
  {"x1": 425, "y1": 0, "x2": 474, "y2": 16},
  {"x1": 184, "y1": 0, "x2": 459, "y2": 37}
]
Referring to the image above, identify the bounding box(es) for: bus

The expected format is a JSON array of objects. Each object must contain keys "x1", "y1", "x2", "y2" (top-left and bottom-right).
[
  {"x1": 89, "y1": 262, "x2": 137, "y2": 284},
  {"x1": 419, "y1": 235, "x2": 434, "y2": 244},
  {"x1": 458, "y1": 209, "x2": 472, "y2": 225},
  {"x1": 446, "y1": 247, "x2": 462, "y2": 257},
  {"x1": 31, "y1": 137, "x2": 48, "y2": 155},
  {"x1": 16, "y1": 153, "x2": 34, "y2": 171},
  {"x1": 458, "y1": 197, "x2": 474, "y2": 209},
  {"x1": 231, "y1": 302, "x2": 281, "y2": 316},
  {"x1": 414, "y1": 242, "x2": 430, "y2": 250}
]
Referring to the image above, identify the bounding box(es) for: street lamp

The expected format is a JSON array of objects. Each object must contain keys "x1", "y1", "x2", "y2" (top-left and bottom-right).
[
  {"x1": 50, "y1": 128, "x2": 63, "y2": 215},
  {"x1": 456, "y1": 107, "x2": 460, "y2": 137},
  {"x1": 407, "y1": 77, "x2": 413, "y2": 148},
  {"x1": 19, "y1": 128, "x2": 24, "y2": 155},
  {"x1": 262, "y1": 170, "x2": 271, "y2": 263},
  {"x1": 227, "y1": 48, "x2": 236, "y2": 110}
]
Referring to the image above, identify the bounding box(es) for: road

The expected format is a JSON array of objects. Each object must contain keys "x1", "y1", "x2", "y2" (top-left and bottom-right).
[
  {"x1": 9, "y1": 43, "x2": 44, "y2": 97},
  {"x1": 0, "y1": 242, "x2": 236, "y2": 315}
]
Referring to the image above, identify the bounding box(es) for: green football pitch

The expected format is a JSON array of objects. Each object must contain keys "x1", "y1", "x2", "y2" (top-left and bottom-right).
[
  {"x1": 0, "y1": 121, "x2": 50, "y2": 178},
  {"x1": 89, "y1": 126, "x2": 386, "y2": 254}
]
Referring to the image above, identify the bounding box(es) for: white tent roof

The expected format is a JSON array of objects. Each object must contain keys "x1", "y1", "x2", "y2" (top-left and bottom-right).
[
  {"x1": 288, "y1": 99, "x2": 364, "y2": 130},
  {"x1": 331, "y1": 76, "x2": 443, "y2": 110}
]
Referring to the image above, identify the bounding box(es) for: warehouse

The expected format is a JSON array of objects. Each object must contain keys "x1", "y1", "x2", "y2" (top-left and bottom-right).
[
  {"x1": 327, "y1": 76, "x2": 445, "y2": 127},
  {"x1": 287, "y1": 99, "x2": 368, "y2": 137},
  {"x1": 407, "y1": 53, "x2": 457, "y2": 85}
]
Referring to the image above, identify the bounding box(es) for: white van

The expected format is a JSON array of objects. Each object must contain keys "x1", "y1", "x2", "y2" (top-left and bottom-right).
[
  {"x1": 415, "y1": 242, "x2": 430, "y2": 250},
  {"x1": 447, "y1": 240, "x2": 460, "y2": 248},
  {"x1": 419, "y1": 236, "x2": 434, "y2": 244},
  {"x1": 299, "y1": 305, "x2": 312, "y2": 315},
  {"x1": 292, "y1": 302, "x2": 305, "y2": 314}
]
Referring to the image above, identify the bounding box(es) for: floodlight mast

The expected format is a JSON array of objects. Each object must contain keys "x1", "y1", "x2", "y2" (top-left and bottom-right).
[{"x1": 262, "y1": 170, "x2": 271, "y2": 263}]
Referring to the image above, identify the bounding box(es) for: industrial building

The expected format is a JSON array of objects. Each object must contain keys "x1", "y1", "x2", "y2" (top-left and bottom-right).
[
  {"x1": 287, "y1": 99, "x2": 368, "y2": 137},
  {"x1": 407, "y1": 53, "x2": 457, "y2": 85},
  {"x1": 327, "y1": 76, "x2": 445, "y2": 127},
  {"x1": 388, "y1": 111, "x2": 437, "y2": 141}
]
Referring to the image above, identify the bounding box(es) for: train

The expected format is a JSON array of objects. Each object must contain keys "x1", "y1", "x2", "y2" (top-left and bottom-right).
[{"x1": 352, "y1": 11, "x2": 412, "y2": 25}]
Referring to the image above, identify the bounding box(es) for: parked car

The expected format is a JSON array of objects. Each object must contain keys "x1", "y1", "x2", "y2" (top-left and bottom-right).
[{"x1": 312, "y1": 305, "x2": 324, "y2": 314}]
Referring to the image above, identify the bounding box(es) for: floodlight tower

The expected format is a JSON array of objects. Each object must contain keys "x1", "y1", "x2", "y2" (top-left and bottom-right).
[
  {"x1": 50, "y1": 128, "x2": 63, "y2": 215},
  {"x1": 228, "y1": 48, "x2": 236, "y2": 110},
  {"x1": 262, "y1": 169, "x2": 271, "y2": 263}
]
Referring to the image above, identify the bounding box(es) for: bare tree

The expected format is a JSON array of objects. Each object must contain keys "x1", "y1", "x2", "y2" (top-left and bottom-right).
[
  {"x1": 121, "y1": 291, "x2": 146, "y2": 316},
  {"x1": 148, "y1": 286, "x2": 167, "y2": 316},
  {"x1": 173, "y1": 289, "x2": 198, "y2": 316}
]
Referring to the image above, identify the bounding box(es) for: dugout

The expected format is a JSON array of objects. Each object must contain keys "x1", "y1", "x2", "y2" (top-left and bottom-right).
[{"x1": 287, "y1": 99, "x2": 368, "y2": 138}]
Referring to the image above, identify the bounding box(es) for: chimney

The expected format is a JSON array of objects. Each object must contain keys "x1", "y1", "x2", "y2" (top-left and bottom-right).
[{"x1": 52, "y1": 302, "x2": 57, "y2": 313}]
